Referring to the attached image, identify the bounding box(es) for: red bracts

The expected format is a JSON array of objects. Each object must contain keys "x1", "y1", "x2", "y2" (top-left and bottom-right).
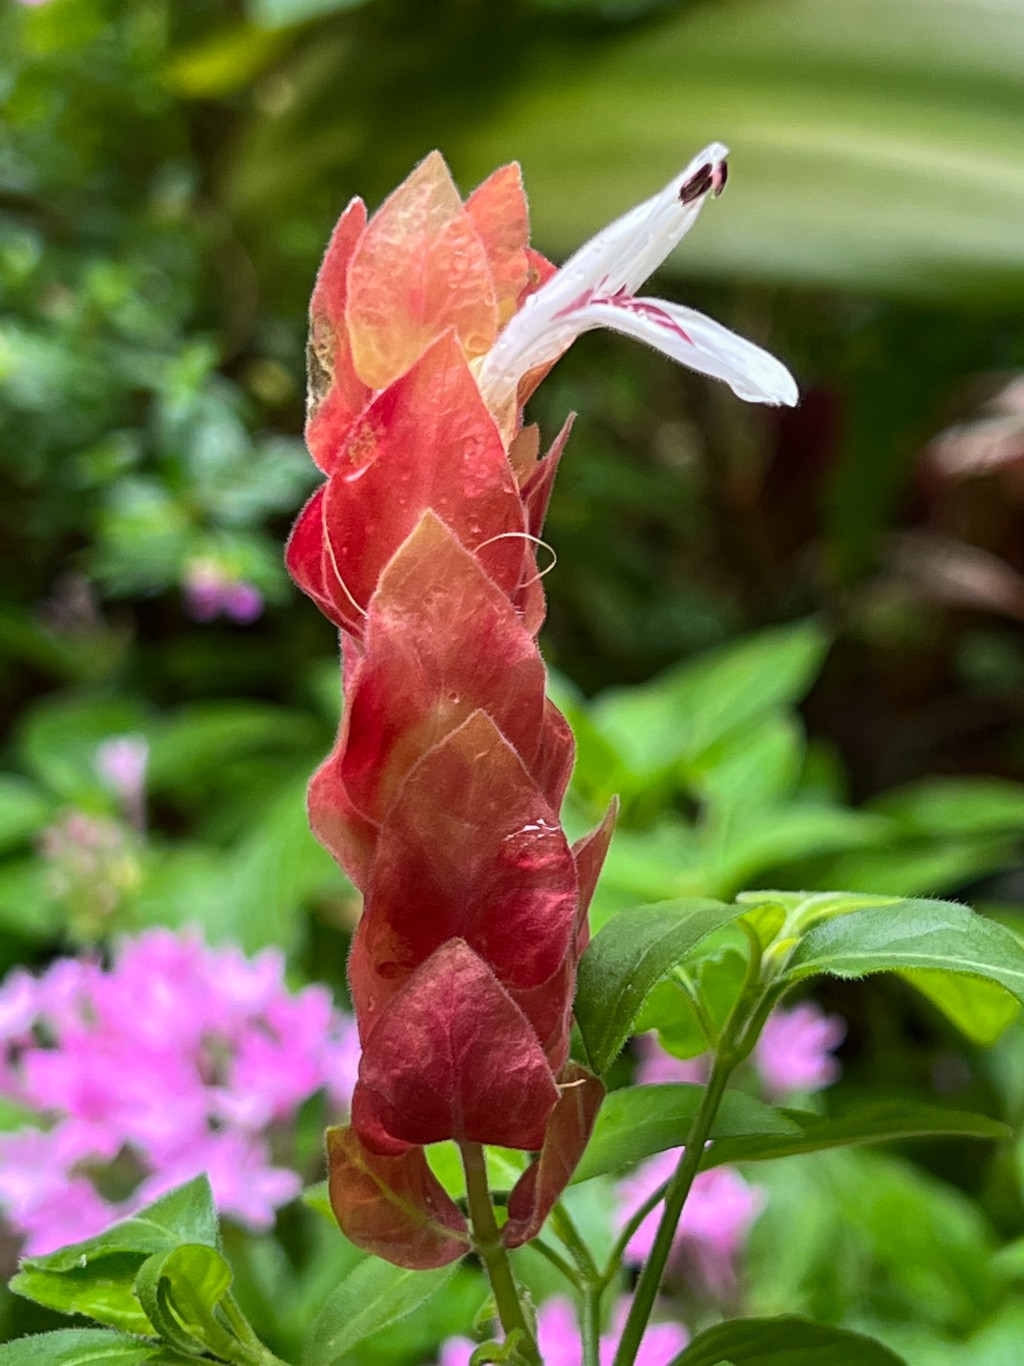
[{"x1": 287, "y1": 153, "x2": 609, "y2": 1268}]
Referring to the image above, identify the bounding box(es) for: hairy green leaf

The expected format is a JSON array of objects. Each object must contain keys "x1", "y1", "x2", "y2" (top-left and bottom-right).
[
  {"x1": 704, "y1": 1100, "x2": 1008, "y2": 1169},
  {"x1": 572, "y1": 1084, "x2": 799, "y2": 1184},
  {"x1": 575, "y1": 899, "x2": 742, "y2": 1074},
  {"x1": 672, "y1": 1315, "x2": 906, "y2": 1364},
  {"x1": 303, "y1": 1258, "x2": 459, "y2": 1366},
  {"x1": 784, "y1": 900, "x2": 1024, "y2": 1033}
]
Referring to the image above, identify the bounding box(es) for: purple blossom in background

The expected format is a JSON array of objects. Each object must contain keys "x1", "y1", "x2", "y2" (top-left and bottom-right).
[
  {"x1": 635, "y1": 1033, "x2": 707, "y2": 1087},
  {"x1": 95, "y1": 735, "x2": 149, "y2": 830},
  {"x1": 636, "y1": 998, "x2": 844, "y2": 1101},
  {"x1": 440, "y1": 1297, "x2": 687, "y2": 1366},
  {"x1": 755, "y1": 1001, "x2": 846, "y2": 1099},
  {"x1": 614, "y1": 1149, "x2": 763, "y2": 1298},
  {"x1": 0, "y1": 929, "x2": 359, "y2": 1254},
  {"x1": 183, "y1": 559, "x2": 264, "y2": 625}
]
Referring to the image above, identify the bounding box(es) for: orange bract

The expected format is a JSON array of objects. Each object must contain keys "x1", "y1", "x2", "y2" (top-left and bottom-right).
[{"x1": 346, "y1": 152, "x2": 502, "y2": 390}]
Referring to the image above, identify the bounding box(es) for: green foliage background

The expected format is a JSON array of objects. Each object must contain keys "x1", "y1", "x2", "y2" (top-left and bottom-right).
[{"x1": 4, "y1": 0, "x2": 1024, "y2": 1360}]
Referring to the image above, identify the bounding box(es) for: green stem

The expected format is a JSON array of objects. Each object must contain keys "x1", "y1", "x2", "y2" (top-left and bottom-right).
[
  {"x1": 672, "y1": 969, "x2": 719, "y2": 1049},
  {"x1": 220, "y1": 1293, "x2": 291, "y2": 1366},
  {"x1": 550, "y1": 1202, "x2": 600, "y2": 1282},
  {"x1": 597, "y1": 1180, "x2": 670, "y2": 1294},
  {"x1": 460, "y1": 1142, "x2": 540, "y2": 1363},
  {"x1": 611, "y1": 1054, "x2": 735, "y2": 1366},
  {"x1": 612, "y1": 924, "x2": 767, "y2": 1366},
  {"x1": 529, "y1": 1236, "x2": 580, "y2": 1287},
  {"x1": 580, "y1": 1280, "x2": 602, "y2": 1366}
]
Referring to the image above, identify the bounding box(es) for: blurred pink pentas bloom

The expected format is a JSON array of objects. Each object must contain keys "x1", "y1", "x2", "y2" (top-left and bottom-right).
[
  {"x1": 620, "y1": 1000, "x2": 845, "y2": 1297},
  {"x1": 614, "y1": 1150, "x2": 763, "y2": 1299},
  {"x1": 635, "y1": 999, "x2": 846, "y2": 1101},
  {"x1": 440, "y1": 1297, "x2": 687, "y2": 1366},
  {"x1": 182, "y1": 558, "x2": 264, "y2": 624},
  {"x1": 755, "y1": 1000, "x2": 846, "y2": 1099},
  {"x1": 95, "y1": 734, "x2": 149, "y2": 832},
  {"x1": 0, "y1": 929, "x2": 359, "y2": 1254}
]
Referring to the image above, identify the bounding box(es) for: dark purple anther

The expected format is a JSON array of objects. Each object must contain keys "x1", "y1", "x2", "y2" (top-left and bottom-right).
[
  {"x1": 678, "y1": 162, "x2": 713, "y2": 205},
  {"x1": 711, "y1": 159, "x2": 728, "y2": 196}
]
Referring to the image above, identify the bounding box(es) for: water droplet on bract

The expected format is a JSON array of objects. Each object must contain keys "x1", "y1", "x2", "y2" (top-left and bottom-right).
[{"x1": 77, "y1": 1255, "x2": 87, "y2": 1269}]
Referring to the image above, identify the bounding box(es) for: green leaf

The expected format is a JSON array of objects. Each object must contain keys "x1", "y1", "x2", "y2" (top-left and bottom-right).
[
  {"x1": 871, "y1": 778, "x2": 1024, "y2": 837},
  {"x1": 21, "y1": 1177, "x2": 218, "y2": 1272},
  {"x1": 634, "y1": 979, "x2": 707, "y2": 1060},
  {"x1": 16, "y1": 694, "x2": 152, "y2": 801},
  {"x1": 11, "y1": 1254, "x2": 156, "y2": 1335},
  {"x1": 302, "y1": 1181, "x2": 334, "y2": 1225},
  {"x1": 247, "y1": 0, "x2": 369, "y2": 31},
  {"x1": 0, "y1": 774, "x2": 51, "y2": 853},
  {"x1": 575, "y1": 898, "x2": 743, "y2": 1074},
  {"x1": 783, "y1": 899, "x2": 1024, "y2": 1030},
  {"x1": 704, "y1": 1099, "x2": 1009, "y2": 1169},
  {"x1": 146, "y1": 703, "x2": 320, "y2": 794},
  {"x1": 303, "y1": 1258, "x2": 459, "y2": 1366},
  {"x1": 589, "y1": 621, "x2": 828, "y2": 781},
  {"x1": 12, "y1": 1178, "x2": 218, "y2": 1333},
  {"x1": 672, "y1": 1315, "x2": 907, "y2": 1364},
  {"x1": 425, "y1": 1143, "x2": 526, "y2": 1201},
  {"x1": 0, "y1": 1330, "x2": 162, "y2": 1366},
  {"x1": 571, "y1": 1083, "x2": 800, "y2": 1184},
  {"x1": 134, "y1": 1244, "x2": 238, "y2": 1360},
  {"x1": 900, "y1": 968, "x2": 1021, "y2": 1044},
  {"x1": 458, "y1": 0, "x2": 1024, "y2": 305}
]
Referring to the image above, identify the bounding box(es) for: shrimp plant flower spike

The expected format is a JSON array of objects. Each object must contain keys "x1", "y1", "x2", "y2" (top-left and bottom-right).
[{"x1": 286, "y1": 140, "x2": 796, "y2": 1310}]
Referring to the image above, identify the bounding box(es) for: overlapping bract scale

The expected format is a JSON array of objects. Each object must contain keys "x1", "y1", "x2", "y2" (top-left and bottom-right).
[{"x1": 288, "y1": 152, "x2": 610, "y2": 1268}]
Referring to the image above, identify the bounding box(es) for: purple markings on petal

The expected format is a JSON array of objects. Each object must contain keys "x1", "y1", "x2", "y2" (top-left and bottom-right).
[{"x1": 479, "y1": 141, "x2": 797, "y2": 412}]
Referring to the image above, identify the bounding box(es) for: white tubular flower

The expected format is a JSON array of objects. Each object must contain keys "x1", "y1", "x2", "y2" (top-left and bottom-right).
[{"x1": 478, "y1": 142, "x2": 798, "y2": 412}]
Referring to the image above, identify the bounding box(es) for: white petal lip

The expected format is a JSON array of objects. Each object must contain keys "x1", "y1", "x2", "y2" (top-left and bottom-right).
[
  {"x1": 586, "y1": 298, "x2": 800, "y2": 407},
  {"x1": 478, "y1": 141, "x2": 798, "y2": 410}
]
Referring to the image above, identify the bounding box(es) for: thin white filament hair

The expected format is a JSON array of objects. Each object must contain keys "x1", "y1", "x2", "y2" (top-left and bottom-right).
[
  {"x1": 321, "y1": 506, "x2": 368, "y2": 620},
  {"x1": 473, "y1": 529, "x2": 558, "y2": 589}
]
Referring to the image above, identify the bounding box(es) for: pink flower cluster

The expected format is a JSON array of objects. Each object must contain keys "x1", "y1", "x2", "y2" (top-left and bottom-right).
[
  {"x1": 635, "y1": 999, "x2": 846, "y2": 1101},
  {"x1": 615, "y1": 1153, "x2": 763, "y2": 1298},
  {"x1": 182, "y1": 559, "x2": 264, "y2": 625},
  {"x1": 441, "y1": 1298, "x2": 687, "y2": 1366},
  {"x1": 617, "y1": 999, "x2": 846, "y2": 1294},
  {"x1": 0, "y1": 929, "x2": 359, "y2": 1254}
]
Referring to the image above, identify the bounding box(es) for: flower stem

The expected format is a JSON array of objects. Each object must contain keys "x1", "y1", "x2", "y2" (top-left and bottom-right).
[
  {"x1": 581, "y1": 1280, "x2": 602, "y2": 1366},
  {"x1": 220, "y1": 1292, "x2": 292, "y2": 1366},
  {"x1": 551, "y1": 1201, "x2": 603, "y2": 1366},
  {"x1": 460, "y1": 1142, "x2": 540, "y2": 1363},
  {"x1": 610, "y1": 1054, "x2": 735, "y2": 1366},
  {"x1": 610, "y1": 928, "x2": 766, "y2": 1366}
]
